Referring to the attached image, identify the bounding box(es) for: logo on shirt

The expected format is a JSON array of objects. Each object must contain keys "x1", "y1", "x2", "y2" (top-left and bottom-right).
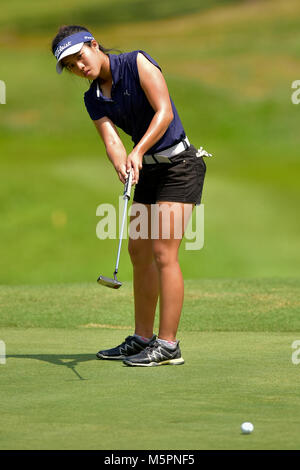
[{"x1": 123, "y1": 89, "x2": 131, "y2": 96}]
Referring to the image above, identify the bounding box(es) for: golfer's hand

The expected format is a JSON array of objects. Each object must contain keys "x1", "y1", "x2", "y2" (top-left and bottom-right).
[
  {"x1": 126, "y1": 149, "x2": 143, "y2": 185},
  {"x1": 115, "y1": 163, "x2": 128, "y2": 184}
]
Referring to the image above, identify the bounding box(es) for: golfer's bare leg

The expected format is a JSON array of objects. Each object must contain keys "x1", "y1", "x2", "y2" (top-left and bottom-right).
[
  {"x1": 128, "y1": 203, "x2": 159, "y2": 339},
  {"x1": 152, "y1": 202, "x2": 194, "y2": 342}
]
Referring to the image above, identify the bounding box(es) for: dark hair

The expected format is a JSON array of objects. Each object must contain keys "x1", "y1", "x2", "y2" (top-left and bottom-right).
[{"x1": 51, "y1": 25, "x2": 115, "y2": 71}]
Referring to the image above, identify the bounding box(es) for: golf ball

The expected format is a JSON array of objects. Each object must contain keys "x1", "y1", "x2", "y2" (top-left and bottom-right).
[{"x1": 241, "y1": 422, "x2": 254, "y2": 434}]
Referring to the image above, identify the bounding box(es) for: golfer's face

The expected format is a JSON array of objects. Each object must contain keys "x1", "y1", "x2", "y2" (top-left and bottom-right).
[{"x1": 62, "y1": 44, "x2": 100, "y2": 79}]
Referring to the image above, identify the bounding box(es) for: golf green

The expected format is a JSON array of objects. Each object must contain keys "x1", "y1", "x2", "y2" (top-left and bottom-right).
[{"x1": 1, "y1": 279, "x2": 300, "y2": 450}]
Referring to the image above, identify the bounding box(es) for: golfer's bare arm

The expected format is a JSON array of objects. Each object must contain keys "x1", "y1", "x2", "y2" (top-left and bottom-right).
[
  {"x1": 93, "y1": 117, "x2": 128, "y2": 182},
  {"x1": 124, "y1": 53, "x2": 174, "y2": 183},
  {"x1": 133, "y1": 52, "x2": 174, "y2": 156}
]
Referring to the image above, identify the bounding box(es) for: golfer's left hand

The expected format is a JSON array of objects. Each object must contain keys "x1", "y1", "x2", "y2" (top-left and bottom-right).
[{"x1": 126, "y1": 149, "x2": 143, "y2": 185}]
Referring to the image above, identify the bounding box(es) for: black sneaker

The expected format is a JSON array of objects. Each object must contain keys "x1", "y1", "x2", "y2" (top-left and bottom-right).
[
  {"x1": 96, "y1": 335, "x2": 156, "y2": 360},
  {"x1": 123, "y1": 339, "x2": 184, "y2": 367}
]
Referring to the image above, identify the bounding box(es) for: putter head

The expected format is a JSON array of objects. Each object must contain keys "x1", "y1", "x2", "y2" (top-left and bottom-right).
[{"x1": 97, "y1": 275, "x2": 122, "y2": 289}]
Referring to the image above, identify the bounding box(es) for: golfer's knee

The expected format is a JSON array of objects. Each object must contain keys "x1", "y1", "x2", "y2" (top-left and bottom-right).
[{"x1": 152, "y1": 245, "x2": 177, "y2": 270}]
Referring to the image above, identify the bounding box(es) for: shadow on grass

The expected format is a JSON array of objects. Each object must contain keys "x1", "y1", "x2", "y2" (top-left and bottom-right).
[{"x1": 7, "y1": 354, "x2": 96, "y2": 380}]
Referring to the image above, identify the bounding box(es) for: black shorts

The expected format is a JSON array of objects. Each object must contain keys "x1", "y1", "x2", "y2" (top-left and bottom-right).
[{"x1": 133, "y1": 145, "x2": 206, "y2": 205}]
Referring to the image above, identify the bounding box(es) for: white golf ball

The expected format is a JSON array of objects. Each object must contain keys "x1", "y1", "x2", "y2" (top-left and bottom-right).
[{"x1": 241, "y1": 422, "x2": 254, "y2": 434}]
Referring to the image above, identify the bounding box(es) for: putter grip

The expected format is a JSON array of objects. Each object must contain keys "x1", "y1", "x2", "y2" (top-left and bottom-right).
[{"x1": 124, "y1": 171, "x2": 133, "y2": 199}]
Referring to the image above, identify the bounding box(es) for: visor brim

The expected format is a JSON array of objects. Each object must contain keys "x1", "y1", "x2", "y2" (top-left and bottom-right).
[{"x1": 56, "y1": 42, "x2": 84, "y2": 74}]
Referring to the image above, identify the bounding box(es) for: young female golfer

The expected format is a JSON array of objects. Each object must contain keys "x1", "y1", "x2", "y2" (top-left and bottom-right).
[{"x1": 52, "y1": 25, "x2": 210, "y2": 367}]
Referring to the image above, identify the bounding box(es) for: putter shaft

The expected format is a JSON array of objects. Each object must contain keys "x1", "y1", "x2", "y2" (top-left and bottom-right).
[{"x1": 97, "y1": 171, "x2": 133, "y2": 288}]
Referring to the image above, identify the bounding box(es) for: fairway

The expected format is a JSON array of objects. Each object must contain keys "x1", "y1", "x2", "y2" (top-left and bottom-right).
[{"x1": 1, "y1": 279, "x2": 300, "y2": 450}]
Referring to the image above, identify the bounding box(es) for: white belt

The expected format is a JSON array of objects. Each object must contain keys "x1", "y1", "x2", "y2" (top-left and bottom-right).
[{"x1": 143, "y1": 137, "x2": 190, "y2": 164}]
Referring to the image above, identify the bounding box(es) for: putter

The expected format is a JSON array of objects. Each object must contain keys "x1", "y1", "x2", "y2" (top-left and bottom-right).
[{"x1": 97, "y1": 171, "x2": 133, "y2": 289}]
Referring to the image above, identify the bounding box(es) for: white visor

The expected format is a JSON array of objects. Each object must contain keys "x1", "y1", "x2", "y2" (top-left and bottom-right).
[{"x1": 56, "y1": 42, "x2": 84, "y2": 74}]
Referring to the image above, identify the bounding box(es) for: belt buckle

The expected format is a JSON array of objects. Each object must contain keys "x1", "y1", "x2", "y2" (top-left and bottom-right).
[
  {"x1": 143, "y1": 154, "x2": 156, "y2": 164},
  {"x1": 154, "y1": 154, "x2": 172, "y2": 163},
  {"x1": 143, "y1": 138, "x2": 189, "y2": 164}
]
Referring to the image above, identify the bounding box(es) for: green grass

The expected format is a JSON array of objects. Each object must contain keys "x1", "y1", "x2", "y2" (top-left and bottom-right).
[
  {"x1": 0, "y1": 0, "x2": 241, "y2": 33},
  {"x1": 2, "y1": 329, "x2": 300, "y2": 450},
  {"x1": 1, "y1": 278, "x2": 300, "y2": 450},
  {"x1": 1, "y1": 278, "x2": 300, "y2": 331},
  {"x1": 0, "y1": 279, "x2": 300, "y2": 450}
]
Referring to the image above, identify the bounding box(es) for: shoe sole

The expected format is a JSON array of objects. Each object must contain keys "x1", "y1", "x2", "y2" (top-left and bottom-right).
[
  {"x1": 96, "y1": 350, "x2": 148, "y2": 360},
  {"x1": 123, "y1": 357, "x2": 185, "y2": 367},
  {"x1": 96, "y1": 353, "x2": 125, "y2": 360},
  {"x1": 97, "y1": 347, "x2": 150, "y2": 360}
]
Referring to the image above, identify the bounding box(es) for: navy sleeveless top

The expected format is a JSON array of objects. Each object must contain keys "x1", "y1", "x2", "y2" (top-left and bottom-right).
[{"x1": 84, "y1": 50, "x2": 186, "y2": 154}]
